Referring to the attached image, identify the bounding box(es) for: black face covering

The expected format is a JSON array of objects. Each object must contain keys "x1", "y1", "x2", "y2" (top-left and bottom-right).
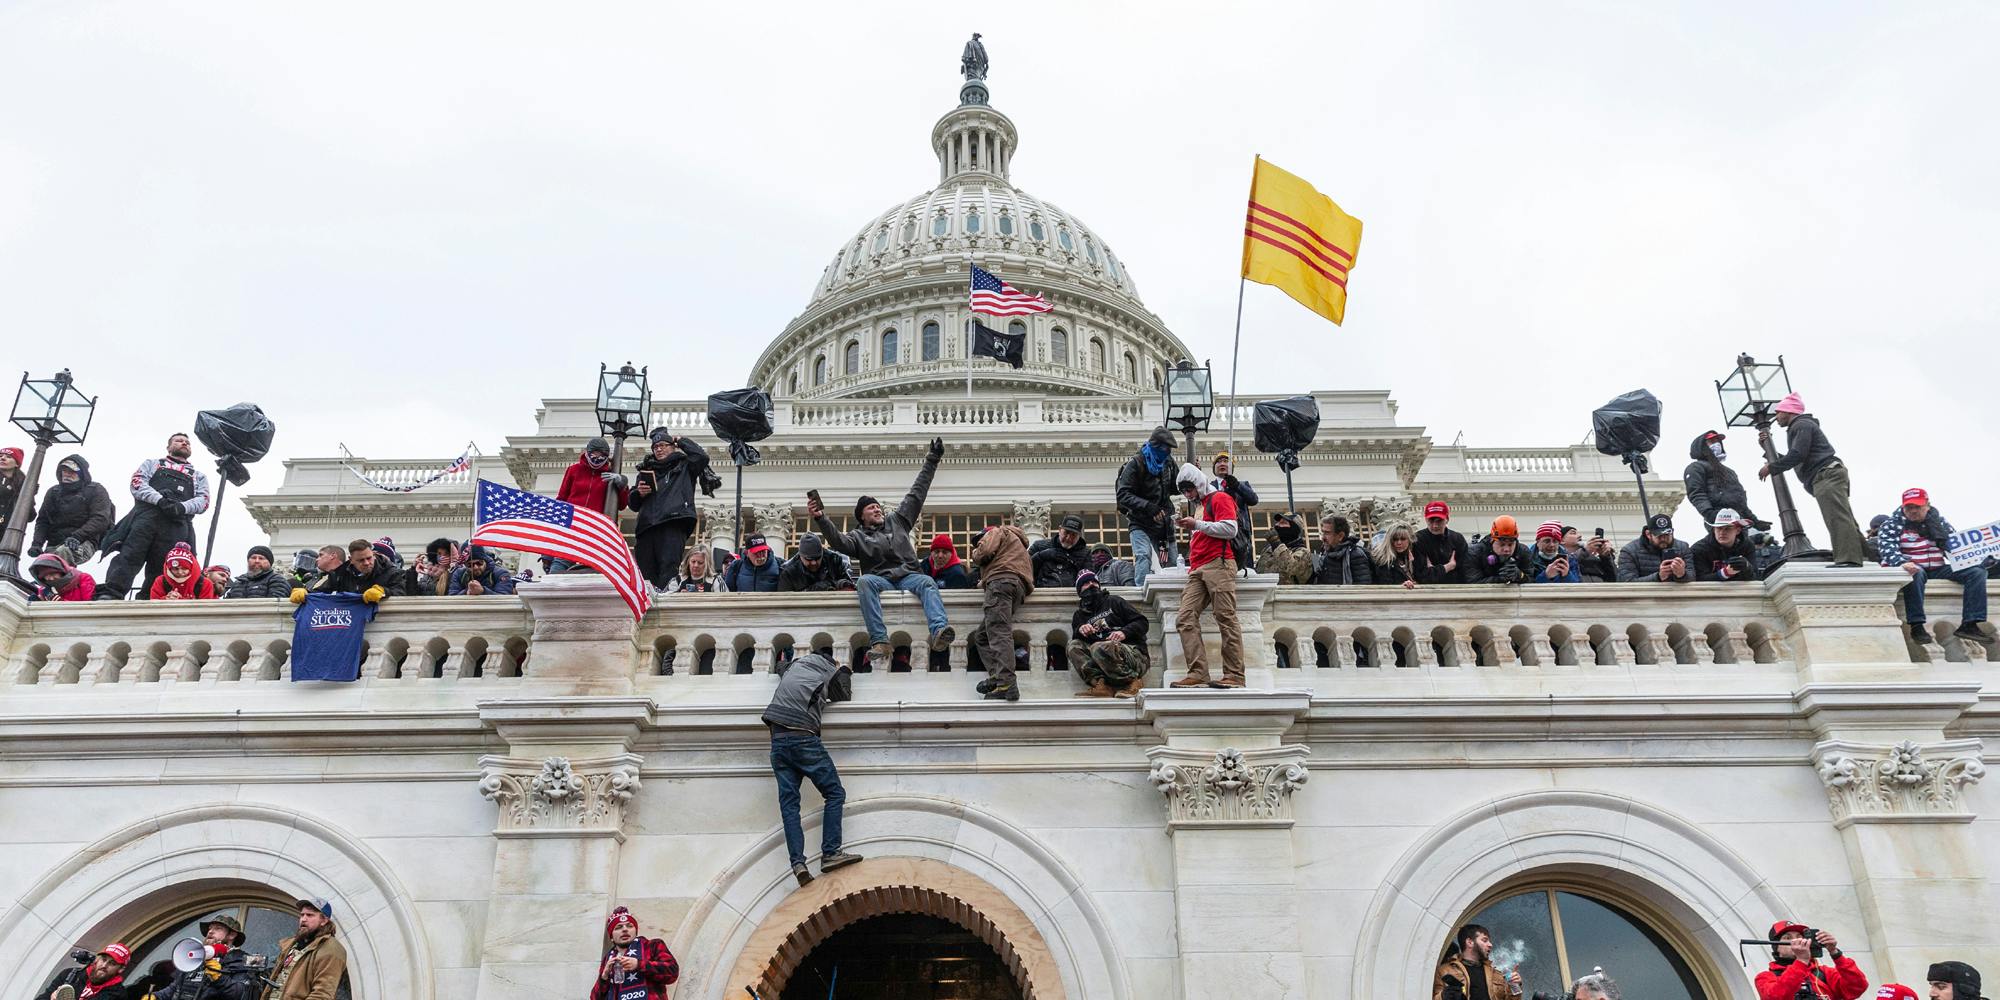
[{"x1": 1080, "y1": 588, "x2": 1105, "y2": 612}]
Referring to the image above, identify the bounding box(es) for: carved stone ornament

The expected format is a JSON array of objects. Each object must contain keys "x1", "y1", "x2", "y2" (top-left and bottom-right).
[
  {"x1": 477, "y1": 753, "x2": 643, "y2": 837},
  {"x1": 1321, "y1": 496, "x2": 1416, "y2": 536},
  {"x1": 1012, "y1": 499, "x2": 1053, "y2": 539},
  {"x1": 752, "y1": 502, "x2": 797, "y2": 545},
  {"x1": 1812, "y1": 739, "x2": 1987, "y2": 826},
  {"x1": 1146, "y1": 745, "x2": 1310, "y2": 830}
]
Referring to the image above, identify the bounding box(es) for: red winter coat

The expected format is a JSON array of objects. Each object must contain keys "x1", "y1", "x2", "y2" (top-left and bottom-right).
[
  {"x1": 590, "y1": 937, "x2": 679, "y2": 1000},
  {"x1": 559, "y1": 456, "x2": 630, "y2": 517},
  {"x1": 1756, "y1": 956, "x2": 1868, "y2": 1000}
]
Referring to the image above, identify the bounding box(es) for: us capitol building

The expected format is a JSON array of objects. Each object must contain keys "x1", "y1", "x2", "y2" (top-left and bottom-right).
[{"x1": 4, "y1": 40, "x2": 1996, "y2": 1000}]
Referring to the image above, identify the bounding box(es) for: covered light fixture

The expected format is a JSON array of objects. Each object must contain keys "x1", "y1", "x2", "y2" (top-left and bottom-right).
[{"x1": 2, "y1": 369, "x2": 99, "y2": 583}]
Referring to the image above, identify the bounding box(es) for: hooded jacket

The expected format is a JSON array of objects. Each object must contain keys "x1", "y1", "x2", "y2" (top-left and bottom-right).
[
  {"x1": 627, "y1": 437, "x2": 711, "y2": 534},
  {"x1": 920, "y1": 535, "x2": 974, "y2": 589},
  {"x1": 760, "y1": 652, "x2": 852, "y2": 735},
  {"x1": 1090, "y1": 549, "x2": 1136, "y2": 586},
  {"x1": 1691, "y1": 530, "x2": 1762, "y2": 581},
  {"x1": 1262, "y1": 517, "x2": 1315, "y2": 585},
  {"x1": 149, "y1": 545, "x2": 218, "y2": 600},
  {"x1": 1072, "y1": 588, "x2": 1149, "y2": 649},
  {"x1": 1178, "y1": 464, "x2": 1240, "y2": 571},
  {"x1": 1530, "y1": 542, "x2": 1583, "y2": 583},
  {"x1": 29, "y1": 552, "x2": 96, "y2": 602},
  {"x1": 814, "y1": 452, "x2": 940, "y2": 580},
  {"x1": 1767, "y1": 413, "x2": 1842, "y2": 493},
  {"x1": 971, "y1": 524, "x2": 1035, "y2": 596},
  {"x1": 32, "y1": 455, "x2": 117, "y2": 552},
  {"x1": 1683, "y1": 434, "x2": 1761, "y2": 525},
  {"x1": 448, "y1": 547, "x2": 518, "y2": 595},
  {"x1": 1754, "y1": 954, "x2": 1868, "y2": 1000},
  {"x1": 311, "y1": 552, "x2": 406, "y2": 597},
  {"x1": 557, "y1": 446, "x2": 631, "y2": 516},
  {"x1": 1115, "y1": 432, "x2": 1179, "y2": 539}
]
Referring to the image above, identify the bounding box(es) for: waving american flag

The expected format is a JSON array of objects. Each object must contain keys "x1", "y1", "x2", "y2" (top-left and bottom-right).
[
  {"x1": 470, "y1": 479, "x2": 651, "y2": 620},
  {"x1": 969, "y1": 265, "x2": 1052, "y2": 316}
]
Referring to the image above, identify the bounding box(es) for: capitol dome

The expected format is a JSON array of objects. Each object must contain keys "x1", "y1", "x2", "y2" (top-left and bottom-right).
[{"x1": 751, "y1": 59, "x2": 1192, "y2": 401}]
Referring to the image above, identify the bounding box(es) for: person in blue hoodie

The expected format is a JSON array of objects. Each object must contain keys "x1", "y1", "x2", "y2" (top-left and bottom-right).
[
  {"x1": 448, "y1": 545, "x2": 517, "y2": 595},
  {"x1": 722, "y1": 534, "x2": 783, "y2": 592}
]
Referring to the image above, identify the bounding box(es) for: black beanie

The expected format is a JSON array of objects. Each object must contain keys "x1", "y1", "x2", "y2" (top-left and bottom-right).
[
  {"x1": 248, "y1": 545, "x2": 275, "y2": 563},
  {"x1": 855, "y1": 495, "x2": 880, "y2": 520},
  {"x1": 1929, "y1": 963, "x2": 1981, "y2": 999}
]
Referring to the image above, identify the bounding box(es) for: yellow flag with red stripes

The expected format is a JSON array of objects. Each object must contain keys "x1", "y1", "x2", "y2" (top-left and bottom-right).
[{"x1": 1241, "y1": 156, "x2": 1363, "y2": 325}]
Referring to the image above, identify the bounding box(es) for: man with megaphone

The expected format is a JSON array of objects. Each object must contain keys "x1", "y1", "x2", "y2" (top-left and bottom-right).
[{"x1": 132, "y1": 913, "x2": 258, "y2": 1000}]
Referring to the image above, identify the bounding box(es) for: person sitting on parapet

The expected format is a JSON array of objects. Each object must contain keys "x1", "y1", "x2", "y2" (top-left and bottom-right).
[
  {"x1": 808, "y1": 437, "x2": 953, "y2": 669},
  {"x1": 1069, "y1": 570, "x2": 1151, "y2": 698},
  {"x1": 1878, "y1": 487, "x2": 1992, "y2": 649}
]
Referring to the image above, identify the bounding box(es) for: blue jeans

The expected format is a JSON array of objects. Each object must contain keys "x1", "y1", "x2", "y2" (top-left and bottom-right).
[
  {"x1": 1129, "y1": 529, "x2": 1179, "y2": 588},
  {"x1": 770, "y1": 732, "x2": 844, "y2": 867},
  {"x1": 855, "y1": 573, "x2": 949, "y2": 643},
  {"x1": 1901, "y1": 563, "x2": 1989, "y2": 626}
]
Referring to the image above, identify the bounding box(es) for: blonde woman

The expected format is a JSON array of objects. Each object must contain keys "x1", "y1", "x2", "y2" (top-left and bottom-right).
[
  {"x1": 1371, "y1": 523, "x2": 1420, "y2": 590},
  {"x1": 667, "y1": 547, "x2": 720, "y2": 594}
]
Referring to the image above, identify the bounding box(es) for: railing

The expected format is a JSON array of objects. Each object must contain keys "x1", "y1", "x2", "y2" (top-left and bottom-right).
[
  {"x1": 792, "y1": 401, "x2": 895, "y2": 427},
  {"x1": 799, "y1": 361, "x2": 1144, "y2": 400},
  {"x1": 1462, "y1": 449, "x2": 1578, "y2": 476},
  {"x1": 917, "y1": 400, "x2": 1020, "y2": 426},
  {"x1": 1042, "y1": 399, "x2": 1144, "y2": 424},
  {"x1": 649, "y1": 403, "x2": 711, "y2": 431}
]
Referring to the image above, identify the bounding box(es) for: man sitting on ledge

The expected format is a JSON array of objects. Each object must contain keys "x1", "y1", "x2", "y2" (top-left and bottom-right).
[{"x1": 809, "y1": 437, "x2": 954, "y2": 669}]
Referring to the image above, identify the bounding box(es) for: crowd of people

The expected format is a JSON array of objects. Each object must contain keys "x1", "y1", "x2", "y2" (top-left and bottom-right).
[{"x1": 34, "y1": 898, "x2": 345, "y2": 1000}]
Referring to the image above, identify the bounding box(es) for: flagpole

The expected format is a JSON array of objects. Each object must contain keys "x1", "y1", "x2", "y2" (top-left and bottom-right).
[
  {"x1": 1225, "y1": 273, "x2": 1246, "y2": 453},
  {"x1": 966, "y1": 253, "x2": 975, "y2": 399}
]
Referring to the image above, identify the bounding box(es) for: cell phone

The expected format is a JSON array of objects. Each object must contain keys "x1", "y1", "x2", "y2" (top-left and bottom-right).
[
  {"x1": 638, "y1": 470, "x2": 657, "y2": 492},
  {"x1": 1593, "y1": 528, "x2": 1605, "y2": 539},
  {"x1": 807, "y1": 488, "x2": 822, "y2": 508}
]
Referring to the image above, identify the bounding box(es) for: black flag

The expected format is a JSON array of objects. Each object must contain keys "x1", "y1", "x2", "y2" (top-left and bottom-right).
[{"x1": 970, "y1": 321, "x2": 1026, "y2": 369}]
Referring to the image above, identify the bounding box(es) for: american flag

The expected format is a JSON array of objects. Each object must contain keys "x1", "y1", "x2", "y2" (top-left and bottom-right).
[
  {"x1": 969, "y1": 265, "x2": 1052, "y2": 316},
  {"x1": 470, "y1": 479, "x2": 651, "y2": 620}
]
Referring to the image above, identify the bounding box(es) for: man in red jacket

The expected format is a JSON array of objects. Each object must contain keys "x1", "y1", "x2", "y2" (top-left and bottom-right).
[
  {"x1": 554, "y1": 438, "x2": 630, "y2": 572},
  {"x1": 1756, "y1": 920, "x2": 1867, "y2": 1000},
  {"x1": 592, "y1": 906, "x2": 679, "y2": 1000}
]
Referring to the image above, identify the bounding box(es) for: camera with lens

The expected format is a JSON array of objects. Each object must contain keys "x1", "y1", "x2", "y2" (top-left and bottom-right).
[
  {"x1": 70, "y1": 947, "x2": 95, "y2": 965},
  {"x1": 1724, "y1": 555, "x2": 1751, "y2": 575}
]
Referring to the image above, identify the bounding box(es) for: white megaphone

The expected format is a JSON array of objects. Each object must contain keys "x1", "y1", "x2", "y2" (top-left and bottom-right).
[{"x1": 171, "y1": 937, "x2": 218, "y2": 973}]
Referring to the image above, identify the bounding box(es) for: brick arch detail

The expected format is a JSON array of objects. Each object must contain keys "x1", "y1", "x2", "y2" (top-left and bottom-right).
[{"x1": 729, "y1": 858, "x2": 1066, "y2": 1000}]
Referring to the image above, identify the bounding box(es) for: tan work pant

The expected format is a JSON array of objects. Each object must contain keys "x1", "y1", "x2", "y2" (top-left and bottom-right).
[{"x1": 1175, "y1": 558, "x2": 1243, "y2": 682}]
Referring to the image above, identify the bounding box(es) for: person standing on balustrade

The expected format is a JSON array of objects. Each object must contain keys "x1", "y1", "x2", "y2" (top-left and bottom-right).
[
  {"x1": 1114, "y1": 427, "x2": 1180, "y2": 587},
  {"x1": 967, "y1": 521, "x2": 1034, "y2": 702},
  {"x1": 1169, "y1": 463, "x2": 1246, "y2": 689},
  {"x1": 1759, "y1": 393, "x2": 1867, "y2": 567},
  {"x1": 628, "y1": 428, "x2": 713, "y2": 590},
  {"x1": 98, "y1": 432, "x2": 211, "y2": 600}
]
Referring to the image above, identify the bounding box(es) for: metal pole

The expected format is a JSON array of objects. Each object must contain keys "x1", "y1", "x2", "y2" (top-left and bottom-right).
[
  {"x1": 1225, "y1": 274, "x2": 1246, "y2": 453},
  {"x1": 603, "y1": 433, "x2": 626, "y2": 523},
  {"x1": 1284, "y1": 469, "x2": 1296, "y2": 515},
  {"x1": 0, "y1": 436, "x2": 51, "y2": 582},
  {"x1": 1629, "y1": 464, "x2": 1651, "y2": 522},
  {"x1": 201, "y1": 475, "x2": 228, "y2": 570},
  {"x1": 1754, "y1": 408, "x2": 1818, "y2": 558},
  {"x1": 732, "y1": 461, "x2": 746, "y2": 555}
]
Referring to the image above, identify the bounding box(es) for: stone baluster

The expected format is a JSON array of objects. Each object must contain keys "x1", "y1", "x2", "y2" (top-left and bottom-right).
[
  {"x1": 1526, "y1": 633, "x2": 1557, "y2": 668},
  {"x1": 1371, "y1": 635, "x2": 1397, "y2": 670},
  {"x1": 1330, "y1": 631, "x2": 1357, "y2": 669},
  {"x1": 1642, "y1": 632, "x2": 1678, "y2": 666},
  {"x1": 754, "y1": 641, "x2": 775, "y2": 673},
  {"x1": 1723, "y1": 629, "x2": 1756, "y2": 664},
  {"x1": 1604, "y1": 633, "x2": 1636, "y2": 666},
  {"x1": 1448, "y1": 635, "x2": 1478, "y2": 668},
  {"x1": 438, "y1": 644, "x2": 468, "y2": 681}
]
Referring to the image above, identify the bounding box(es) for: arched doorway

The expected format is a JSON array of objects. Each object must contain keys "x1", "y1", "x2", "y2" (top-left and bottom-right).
[
  {"x1": 1457, "y1": 881, "x2": 1711, "y2": 1000},
  {"x1": 728, "y1": 858, "x2": 1066, "y2": 1000},
  {"x1": 779, "y1": 913, "x2": 1024, "y2": 1000}
]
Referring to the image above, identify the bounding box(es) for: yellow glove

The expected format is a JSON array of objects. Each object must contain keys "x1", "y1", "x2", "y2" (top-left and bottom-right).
[
  {"x1": 289, "y1": 587, "x2": 307, "y2": 605},
  {"x1": 362, "y1": 584, "x2": 385, "y2": 604},
  {"x1": 204, "y1": 957, "x2": 222, "y2": 981}
]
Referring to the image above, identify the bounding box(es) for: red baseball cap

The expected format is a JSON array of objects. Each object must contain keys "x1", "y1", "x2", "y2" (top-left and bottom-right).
[
  {"x1": 101, "y1": 943, "x2": 133, "y2": 965},
  {"x1": 1875, "y1": 985, "x2": 1918, "y2": 1000},
  {"x1": 1769, "y1": 920, "x2": 1810, "y2": 939},
  {"x1": 1424, "y1": 501, "x2": 1450, "y2": 520},
  {"x1": 1902, "y1": 488, "x2": 1928, "y2": 506}
]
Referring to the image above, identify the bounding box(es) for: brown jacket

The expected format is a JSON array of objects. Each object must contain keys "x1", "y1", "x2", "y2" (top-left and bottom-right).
[
  {"x1": 266, "y1": 929, "x2": 346, "y2": 1000},
  {"x1": 971, "y1": 525, "x2": 1035, "y2": 596},
  {"x1": 1433, "y1": 955, "x2": 1512, "y2": 1000}
]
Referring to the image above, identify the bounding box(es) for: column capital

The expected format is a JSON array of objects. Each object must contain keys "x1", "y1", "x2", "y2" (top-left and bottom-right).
[
  {"x1": 1146, "y1": 744, "x2": 1310, "y2": 831},
  {"x1": 1012, "y1": 499, "x2": 1051, "y2": 541},
  {"x1": 1812, "y1": 738, "x2": 1987, "y2": 828},
  {"x1": 477, "y1": 751, "x2": 644, "y2": 839}
]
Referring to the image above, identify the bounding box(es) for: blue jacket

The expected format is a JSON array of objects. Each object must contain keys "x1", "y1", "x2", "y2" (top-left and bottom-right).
[
  {"x1": 448, "y1": 563, "x2": 516, "y2": 595},
  {"x1": 1530, "y1": 545, "x2": 1582, "y2": 583},
  {"x1": 724, "y1": 555, "x2": 783, "y2": 592}
]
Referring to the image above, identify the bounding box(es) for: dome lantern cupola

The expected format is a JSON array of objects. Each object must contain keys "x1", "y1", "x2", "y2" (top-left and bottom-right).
[{"x1": 934, "y1": 31, "x2": 1015, "y2": 184}]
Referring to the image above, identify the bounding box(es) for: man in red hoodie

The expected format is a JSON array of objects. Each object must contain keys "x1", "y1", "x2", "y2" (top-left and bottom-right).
[
  {"x1": 1756, "y1": 920, "x2": 1867, "y2": 1000},
  {"x1": 591, "y1": 906, "x2": 679, "y2": 1000},
  {"x1": 553, "y1": 438, "x2": 629, "y2": 572}
]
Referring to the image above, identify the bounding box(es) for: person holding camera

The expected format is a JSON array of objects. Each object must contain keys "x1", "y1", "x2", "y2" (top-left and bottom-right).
[
  {"x1": 37, "y1": 941, "x2": 133, "y2": 1000},
  {"x1": 133, "y1": 913, "x2": 259, "y2": 1000},
  {"x1": 809, "y1": 437, "x2": 954, "y2": 668},
  {"x1": 591, "y1": 907, "x2": 679, "y2": 1000},
  {"x1": 1435, "y1": 924, "x2": 1520, "y2": 1000},
  {"x1": 1262, "y1": 511, "x2": 1316, "y2": 585},
  {"x1": 1559, "y1": 526, "x2": 1618, "y2": 583},
  {"x1": 1618, "y1": 514, "x2": 1692, "y2": 583},
  {"x1": 761, "y1": 651, "x2": 861, "y2": 887},
  {"x1": 1691, "y1": 508, "x2": 1762, "y2": 582},
  {"x1": 1756, "y1": 920, "x2": 1867, "y2": 1000},
  {"x1": 627, "y1": 428, "x2": 714, "y2": 590},
  {"x1": 1069, "y1": 569, "x2": 1150, "y2": 697},
  {"x1": 1469, "y1": 517, "x2": 1534, "y2": 585},
  {"x1": 1927, "y1": 962, "x2": 1984, "y2": 1000}
]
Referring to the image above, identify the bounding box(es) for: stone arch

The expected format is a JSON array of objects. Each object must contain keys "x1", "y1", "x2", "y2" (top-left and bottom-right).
[
  {"x1": 671, "y1": 794, "x2": 1125, "y2": 1000},
  {"x1": 1351, "y1": 788, "x2": 1781, "y2": 1000},
  {"x1": 0, "y1": 802, "x2": 432, "y2": 1000},
  {"x1": 732, "y1": 858, "x2": 1060, "y2": 999}
]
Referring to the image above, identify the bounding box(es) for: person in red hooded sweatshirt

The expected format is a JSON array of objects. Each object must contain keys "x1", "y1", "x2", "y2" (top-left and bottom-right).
[
  {"x1": 551, "y1": 437, "x2": 630, "y2": 573},
  {"x1": 591, "y1": 906, "x2": 678, "y2": 1000},
  {"x1": 1756, "y1": 919, "x2": 1867, "y2": 1000},
  {"x1": 149, "y1": 542, "x2": 218, "y2": 601}
]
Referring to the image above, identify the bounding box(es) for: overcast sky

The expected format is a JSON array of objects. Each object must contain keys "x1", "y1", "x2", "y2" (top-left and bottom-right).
[{"x1": 3, "y1": 1, "x2": 1996, "y2": 571}]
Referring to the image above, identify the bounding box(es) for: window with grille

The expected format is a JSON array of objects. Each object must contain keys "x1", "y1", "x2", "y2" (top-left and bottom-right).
[{"x1": 922, "y1": 321, "x2": 940, "y2": 361}]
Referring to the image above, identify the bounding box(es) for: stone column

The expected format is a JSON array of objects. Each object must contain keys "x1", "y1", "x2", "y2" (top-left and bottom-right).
[
  {"x1": 1143, "y1": 690, "x2": 1313, "y2": 1000},
  {"x1": 1143, "y1": 571, "x2": 1280, "y2": 688},
  {"x1": 514, "y1": 574, "x2": 642, "y2": 698},
  {"x1": 696, "y1": 499, "x2": 735, "y2": 558}
]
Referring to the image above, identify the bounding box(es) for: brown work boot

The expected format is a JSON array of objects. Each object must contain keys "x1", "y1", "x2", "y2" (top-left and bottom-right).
[
  {"x1": 1207, "y1": 676, "x2": 1246, "y2": 689},
  {"x1": 1169, "y1": 673, "x2": 1210, "y2": 688},
  {"x1": 1115, "y1": 677, "x2": 1146, "y2": 698},
  {"x1": 1074, "y1": 680, "x2": 1116, "y2": 698}
]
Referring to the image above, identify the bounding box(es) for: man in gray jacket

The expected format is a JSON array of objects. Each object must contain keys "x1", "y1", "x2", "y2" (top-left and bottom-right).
[
  {"x1": 809, "y1": 437, "x2": 954, "y2": 667},
  {"x1": 762, "y1": 652, "x2": 862, "y2": 888},
  {"x1": 1759, "y1": 392, "x2": 1866, "y2": 566}
]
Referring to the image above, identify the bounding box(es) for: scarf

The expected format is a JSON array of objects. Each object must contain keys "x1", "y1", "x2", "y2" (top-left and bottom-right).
[
  {"x1": 80, "y1": 974, "x2": 125, "y2": 999},
  {"x1": 1079, "y1": 588, "x2": 1106, "y2": 613},
  {"x1": 1141, "y1": 442, "x2": 1169, "y2": 475},
  {"x1": 928, "y1": 535, "x2": 962, "y2": 573}
]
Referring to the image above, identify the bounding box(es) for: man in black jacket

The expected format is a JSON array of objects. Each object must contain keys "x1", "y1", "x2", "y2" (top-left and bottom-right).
[
  {"x1": 1030, "y1": 515, "x2": 1092, "y2": 589},
  {"x1": 1683, "y1": 431, "x2": 1769, "y2": 530},
  {"x1": 628, "y1": 429, "x2": 713, "y2": 588},
  {"x1": 222, "y1": 545, "x2": 293, "y2": 599},
  {"x1": 1759, "y1": 393, "x2": 1866, "y2": 566},
  {"x1": 1467, "y1": 516, "x2": 1534, "y2": 585},
  {"x1": 1068, "y1": 570, "x2": 1151, "y2": 697},
  {"x1": 1212, "y1": 451, "x2": 1258, "y2": 571},
  {"x1": 1618, "y1": 514, "x2": 1693, "y2": 582},
  {"x1": 1689, "y1": 508, "x2": 1761, "y2": 582},
  {"x1": 98, "y1": 433, "x2": 211, "y2": 600},
  {"x1": 1412, "y1": 501, "x2": 1470, "y2": 584},
  {"x1": 777, "y1": 533, "x2": 852, "y2": 592},
  {"x1": 132, "y1": 912, "x2": 260, "y2": 1000},
  {"x1": 296, "y1": 538, "x2": 403, "y2": 603},
  {"x1": 761, "y1": 652, "x2": 861, "y2": 887},
  {"x1": 1115, "y1": 427, "x2": 1180, "y2": 587},
  {"x1": 30, "y1": 454, "x2": 117, "y2": 568},
  {"x1": 811, "y1": 437, "x2": 953, "y2": 666},
  {"x1": 37, "y1": 942, "x2": 133, "y2": 1000},
  {"x1": 1312, "y1": 517, "x2": 1375, "y2": 585}
]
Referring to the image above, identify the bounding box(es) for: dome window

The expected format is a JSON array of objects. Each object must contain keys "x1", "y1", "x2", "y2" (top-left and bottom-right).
[
  {"x1": 1122, "y1": 351, "x2": 1137, "y2": 381},
  {"x1": 1088, "y1": 337, "x2": 1106, "y2": 372},
  {"x1": 932, "y1": 214, "x2": 950, "y2": 237},
  {"x1": 787, "y1": 372, "x2": 800, "y2": 395},
  {"x1": 813, "y1": 356, "x2": 828, "y2": 386},
  {"x1": 901, "y1": 218, "x2": 917, "y2": 243},
  {"x1": 922, "y1": 321, "x2": 941, "y2": 362},
  {"x1": 1085, "y1": 238, "x2": 1100, "y2": 264},
  {"x1": 1007, "y1": 320, "x2": 1027, "y2": 342},
  {"x1": 965, "y1": 211, "x2": 981, "y2": 234},
  {"x1": 997, "y1": 213, "x2": 1015, "y2": 236},
  {"x1": 1050, "y1": 327, "x2": 1068, "y2": 365},
  {"x1": 1029, "y1": 219, "x2": 1046, "y2": 242},
  {"x1": 1058, "y1": 228, "x2": 1074, "y2": 251},
  {"x1": 873, "y1": 228, "x2": 889, "y2": 253},
  {"x1": 844, "y1": 340, "x2": 862, "y2": 375},
  {"x1": 1105, "y1": 253, "x2": 1120, "y2": 281},
  {"x1": 881, "y1": 328, "x2": 899, "y2": 366}
]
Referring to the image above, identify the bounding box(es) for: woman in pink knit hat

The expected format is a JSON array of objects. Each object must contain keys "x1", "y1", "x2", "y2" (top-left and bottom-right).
[{"x1": 1758, "y1": 393, "x2": 1868, "y2": 566}]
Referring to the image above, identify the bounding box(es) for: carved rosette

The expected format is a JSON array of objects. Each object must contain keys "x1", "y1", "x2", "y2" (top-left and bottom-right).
[
  {"x1": 1812, "y1": 739, "x2": 1987, "y2": 826},
  {"x1": 1146, "y1": 745, "x2": 1310, "y2": 830},
  {"x1": 478, "y1": 753, "x2": 643, "y2": 837},
  {"x1": 1012, "y1": 499, "x2": 1053, "y2": 540}
]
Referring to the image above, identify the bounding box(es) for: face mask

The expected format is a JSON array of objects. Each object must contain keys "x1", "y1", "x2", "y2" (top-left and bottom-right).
[
  {"x1": 1709, "y1": 442, "x2": 1726, "y2": 461},
  {"x1": 1080, "y1": 589, "x2": 1105, "y2": 611}
]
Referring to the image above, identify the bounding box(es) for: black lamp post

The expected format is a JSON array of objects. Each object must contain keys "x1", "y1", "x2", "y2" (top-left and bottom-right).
[
  {"x1": 595, "y1": 363, "x2": 650, "y2": 523},
  {"x1": 1, "y1": 370, "x2": 97, "y2": 584},
  {"x1": 1715, "y1": 354, "x2": 1824, "y2": 561},
  {"x1": 1164, "y1": 359, "x2": 1214, "y2": 467}
]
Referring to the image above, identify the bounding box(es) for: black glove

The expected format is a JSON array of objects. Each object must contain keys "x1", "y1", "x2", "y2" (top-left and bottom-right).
[
  {"x1": 64, "y1": 536, "x2": 81, "y2": 549},
  {"x1": 928, "y1": 436, "x2": 945, "y2": 461},
  {"x1": 1724, "y1": 555, "x2": 1751, "y2": 575},
  {"x1": 1497, "y1": 561, "x2": 1524, "y2": 584},
  {"x1": 1442, "y1": 974, "x2": 1468, "y2": 1000},
  {"x1": 155, "y1": 496, "x2": 183, "y2": 514}
]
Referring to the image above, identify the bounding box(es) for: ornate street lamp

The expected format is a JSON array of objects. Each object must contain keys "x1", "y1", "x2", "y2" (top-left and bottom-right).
[
  {"x1": 1, "y1": 370, "x2": 97, "y2": 583},
  {"x1": 1163, "y1": 359, "x2": 1214, "y2": 467},
  {"x1": 1715, "y1": 354, "x2": 1823, "y2": 560},
  {"x1": 595, "y1": 363, "x2": 650, "y2": 522}
]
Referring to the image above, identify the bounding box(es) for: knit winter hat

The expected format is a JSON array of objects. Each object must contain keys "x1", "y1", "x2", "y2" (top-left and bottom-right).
[
  {"x1": 248, "y1": 545, "x2": 275, "y2": 563},
  {"x1": 648, "y1": 426, "x2": 675, "y2": 444},
  {"x1": 1535, "y1": 520, "x2": 1564, "y2": 542},
  {"x1": 372, "y1": 537, "x2": 399, "y2": 563},
  {"x1": 606, "y1": 906, "x2": 639, "y2": 934},
  {"x1": 164, "y1": 542, "x2": 198, "y2": 573},
  {"x1": 1774, "y1": 393, "x2": 1806, "y2": 415},
  {"x1": 854, "y1": 495, "x2": 880, "y2": 520},
  {"x1": 1075, "y1": 569, "x2": 1100, "y2": 592},
  {"x1": 798, "y1": 533, "x2": 825, "y2": 558}
]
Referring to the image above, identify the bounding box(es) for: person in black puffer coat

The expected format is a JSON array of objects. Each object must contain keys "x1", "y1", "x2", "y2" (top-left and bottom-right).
[
  {"x1": 1683, "y1": 431, "x2": 1769, "y2": 530},
  {"x1": 222, "y1": 545, "x2": 295, "y2": 599},
  {"x1": 1030, "y1": 515, "x2": 1093, "y2": 589},
  {"x1": 30, "y1": 453, "x2": 117, "y2": 567},
  {"x1": 1114, "y1": 427, "x2": 1181, "y2": 587},
  {"x1": 1617, "y1": 514, "x2": 1693, "y2": 582},
  {"x1": 1312, "y1": 516, "x2": 1375, "y2": 585},
  {"x1": 627, "y1": 428, "x2": 714, "y2": 589}
]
